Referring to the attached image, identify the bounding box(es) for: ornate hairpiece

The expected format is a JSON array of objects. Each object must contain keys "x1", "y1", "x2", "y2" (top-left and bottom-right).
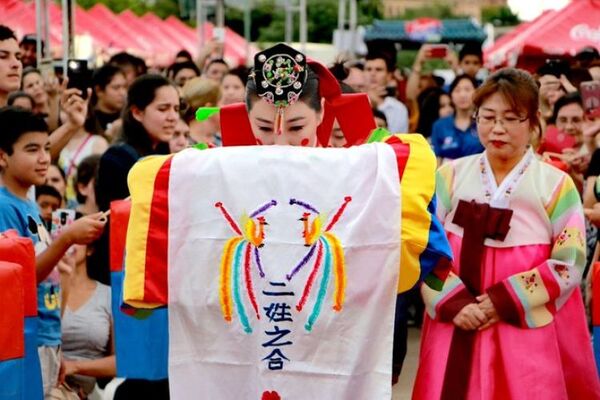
[{"x1": 251, "y1": 43, "x2": 308, "y2": 135}]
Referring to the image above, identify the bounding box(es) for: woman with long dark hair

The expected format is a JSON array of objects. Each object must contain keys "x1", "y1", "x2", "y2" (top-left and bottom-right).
[
  {"x1": 95, "y1": 74, "x2": 178, "y2": 399},
  {"x1": 96, "y1": 74, "x2": 179, "y2": 212}
]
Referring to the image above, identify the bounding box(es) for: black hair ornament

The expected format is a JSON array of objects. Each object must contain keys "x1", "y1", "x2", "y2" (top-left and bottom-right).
[{"x1": 250, "y1": 43, "x2": 308, "y2": 136}]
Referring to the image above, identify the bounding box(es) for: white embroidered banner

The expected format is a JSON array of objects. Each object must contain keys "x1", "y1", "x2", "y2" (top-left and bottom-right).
[{"x1": 166, "y1": 144, "x2": 401, "y2": 399}]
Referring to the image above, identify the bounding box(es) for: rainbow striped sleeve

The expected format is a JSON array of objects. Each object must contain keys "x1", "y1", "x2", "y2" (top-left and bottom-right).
[
  {"x1": 487, "y1": 174, "x2": 586, "y2": 328},
  {"x1": 435, "y1": 162, "x2": 454, "y2": 221},
  {"x1": 380, "y1": 133, "x2": 453, "y2": 293},
  {"x1": 421, "y1": 271, "x2": 475, "y2": 321},
  {"x1": 418, "y1": 160, "x2": 477, "y2": 321},
  {"x1": 123, "y1": 154, "x2": 174, "y2": 309}
]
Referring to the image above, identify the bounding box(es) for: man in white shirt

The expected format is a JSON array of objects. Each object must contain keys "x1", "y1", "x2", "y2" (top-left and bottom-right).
[{"x1": 364, "y1": 52, "x2": 409, "y2": 133}]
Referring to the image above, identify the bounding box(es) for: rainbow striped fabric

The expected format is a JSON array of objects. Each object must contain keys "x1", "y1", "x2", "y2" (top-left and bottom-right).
[
  {"x1": 0, "y1": 230, "x2": 42, "y2": 400},
  {"x1": 374, "y1": 133, "x2": 452, "y2": 291},
  {"x1": 120, "y1": 140, "x2": 450, "y2": 398},
  {"x1": 109, "y1": 200, "x2": 168, "y2": 380},
  {"x1": 123, "y1": 136, "x2": 451, "y2": 308}
]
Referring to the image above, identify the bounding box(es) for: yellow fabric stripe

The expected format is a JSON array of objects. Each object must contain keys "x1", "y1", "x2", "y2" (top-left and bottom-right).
[
  {"x1": 123, "y1": 155, "x2": 173, "y2": 309},
  {"x1": 324, "y1": 232, "x2": 346, "y2": 311},
  {"x1": 436, "y1": 162, "x2": 454, "y2": 213},
  {"x1": 391, "y1": 134, "x2": 437, "y2": 293},
  {"x1": 220, "y1": 237, "x2": 243, "y2": 321},
  {"x1": 544, "y1": 175, "x2": 569, "y2": 217}
]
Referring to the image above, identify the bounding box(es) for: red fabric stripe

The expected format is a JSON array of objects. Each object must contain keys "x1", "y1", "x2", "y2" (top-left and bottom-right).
[
  {"x1": 296, "y1": 240, "x2": 324, "y2": 312},
  {"x1": 334, "y1": 94, "x2": 376, "y2": 146},
  {"x1": 0, "y1": 261, "x2": 24, "y2": 360},
  {"x1": 109, "y1": 200, "x2": 131, "y2": 273},
  {"x1": 243, "y1": 243, "x2": 260, "y2": 320},
  {"x1": 437, "y1": 286, "x2": 475, "y2": 322},
  {"x1": 384, "y1": 136, "x2": 410, "y2": 180},
  {"x1": 0, "y1": 231, "x2": 37, "y2": 317},
  {"x1": 143, "y1": 157, "x2": 173, "y2": 304},
  {"x1": 538, "y1": 262, "x2": 562, "y2": 302},
  {"x1": 487, "y1": 281, "x2": 524, "y2": 327},
  {"x1": 593, "y1": 262, "x2": 600, "y2": 324},
  {"x1": 220, "y1": 103, "x2": 257, "y2": 147}
]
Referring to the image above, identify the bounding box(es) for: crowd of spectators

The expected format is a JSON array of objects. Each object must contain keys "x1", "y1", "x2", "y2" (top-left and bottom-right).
[{"x1": 1, "y1": 21, "x2": 600, "y2": 398}]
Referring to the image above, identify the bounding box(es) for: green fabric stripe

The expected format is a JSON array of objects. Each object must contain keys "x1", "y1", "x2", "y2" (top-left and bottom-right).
[
  {"x1": 366, "y1": 127, "x2": 391, "y2": 143},
  {"x1": 435, "y1": 170, "x2": 452, "y2": 212},
  {"x1": 550, "y1": 185, "x2": 579, "y2": 224},
  {"x1": 424, "y1": 274, "x2": 444, "y2": 291}
]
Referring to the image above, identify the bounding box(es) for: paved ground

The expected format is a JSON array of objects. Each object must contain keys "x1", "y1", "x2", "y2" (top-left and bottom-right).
[{"x1": 392, "y1": 327, "x2": 420, "y2": 400}]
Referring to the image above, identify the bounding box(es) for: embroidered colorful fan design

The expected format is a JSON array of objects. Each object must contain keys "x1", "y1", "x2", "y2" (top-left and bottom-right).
[
  {"x1": 287, "y1": 197, "x2": 352, "y2": 331},
  {"x1": 216, "y1": 200, "x2": 277, "y2": 333}
]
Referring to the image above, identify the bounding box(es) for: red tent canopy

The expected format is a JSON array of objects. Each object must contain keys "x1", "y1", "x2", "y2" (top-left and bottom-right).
[
  {"x1": 0, "y1": 0, "x2": 256, "y2": 67},
  {"x1": 485, "y1": 0, "x2": 600, "y2": 71}
]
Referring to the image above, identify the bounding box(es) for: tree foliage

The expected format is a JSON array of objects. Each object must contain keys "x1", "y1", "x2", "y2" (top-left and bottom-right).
[
  {"x1": 226, "y1": 0, "x2": 383, "y2": 44},
  {"x1": 482, "y1": 5, "x2": 520, "y2": 27},
  {"x1": 76, "y1": 0, "x2": 179, "y2": 19},
  {"x1": 393, "y1": 4, "x2": 467, "y2": 20},
  {"x1": 75, "y1": 0, "x2": 383, "y2": 43}
]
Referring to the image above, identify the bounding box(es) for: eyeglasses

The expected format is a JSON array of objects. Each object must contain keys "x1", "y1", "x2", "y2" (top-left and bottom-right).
[{"x1": 474, "y1": 113, "x2": 529, "y2": 129}]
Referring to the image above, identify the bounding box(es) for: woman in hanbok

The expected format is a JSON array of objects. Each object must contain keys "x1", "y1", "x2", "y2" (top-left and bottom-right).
[{"x1": 413, "y1": 68, "x2": 600, "y2": 399}]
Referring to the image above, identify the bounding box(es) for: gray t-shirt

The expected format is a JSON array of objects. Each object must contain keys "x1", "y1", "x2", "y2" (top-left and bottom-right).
[{"x1": 62, "y1": 281, "x2": 112, "y2": 394}]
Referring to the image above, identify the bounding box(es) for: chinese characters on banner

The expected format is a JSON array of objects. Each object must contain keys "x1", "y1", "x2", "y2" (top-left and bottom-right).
[{"x1": 262, "y1": 282, "x2": 295, "y2": 370}]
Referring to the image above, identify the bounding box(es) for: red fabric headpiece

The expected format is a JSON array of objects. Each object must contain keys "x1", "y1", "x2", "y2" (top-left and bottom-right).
[{"x1": 220, "y1": 58, "x2": 375, "y2": 147}]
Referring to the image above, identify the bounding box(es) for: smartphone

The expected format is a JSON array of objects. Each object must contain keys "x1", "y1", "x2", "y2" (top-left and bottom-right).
[
  {"x1": 581, "y1": 81, "x2": 600, "y2": 118},
  {"x1": 542, "y1": 58, "x2": 570, "y2": 78},
  {"x1": 38, "y1": 59, "x2": 55, "y2": 83},
  {"x1": 51, "y1": 209, "x2": 75, "y2": 241},
  {"x1": 66, "y1": 59, "x2": 92, "y2": 99},
  {"x1": 428, "y1": 44, "x2": 448, "y2": 59},
  {"x1": 540, "y1": 125, "x2": 578, "y2": 154},
  {"x1": 213, "y1": 27, "x2": 225, "y2": 44}
]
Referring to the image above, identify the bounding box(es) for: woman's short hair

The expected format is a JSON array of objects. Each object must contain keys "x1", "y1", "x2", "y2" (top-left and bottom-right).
[{"x1": 473, "y1": 68, "x2": 540, "y2": 130}]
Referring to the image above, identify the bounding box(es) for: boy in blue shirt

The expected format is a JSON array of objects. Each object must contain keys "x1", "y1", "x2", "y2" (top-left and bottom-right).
[{"x1": 0, "y1": 106, "x2": 105, "y2": 397}]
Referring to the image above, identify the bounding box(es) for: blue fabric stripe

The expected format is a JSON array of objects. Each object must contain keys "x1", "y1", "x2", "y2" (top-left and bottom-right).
[
  {"x1": 111, "y1": 271, "x2": 169, "y2": 380},
  {"x1": 232, "y1": 241, "x2": 252, "y2": 333},
  {"x1": 24, "y1": 316, "x2": 42, "y2": 399},
  {"x1": 0, "y1": 358, "x2": 24, "y2": 400},
  {"x1": 594, "y1": 326, "x2": 600, "y2": 377},
  {"x1": 508, "y1": 276, "x2": 535, "y2": 328},
  {"x1": 419, "y1": 194, "x2": 453, "y2": 281},
  {"x1": 306, "y1": 238, "x2": 332, "y2": 331}
]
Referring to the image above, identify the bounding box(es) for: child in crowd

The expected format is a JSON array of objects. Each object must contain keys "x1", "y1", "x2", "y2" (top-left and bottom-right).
[
  {"x1": 0, "y1": 106, "x2": 105, "y2": 396},
  {"x1": 35, "y1": 184, "x2": 61, "y2": 228}
]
